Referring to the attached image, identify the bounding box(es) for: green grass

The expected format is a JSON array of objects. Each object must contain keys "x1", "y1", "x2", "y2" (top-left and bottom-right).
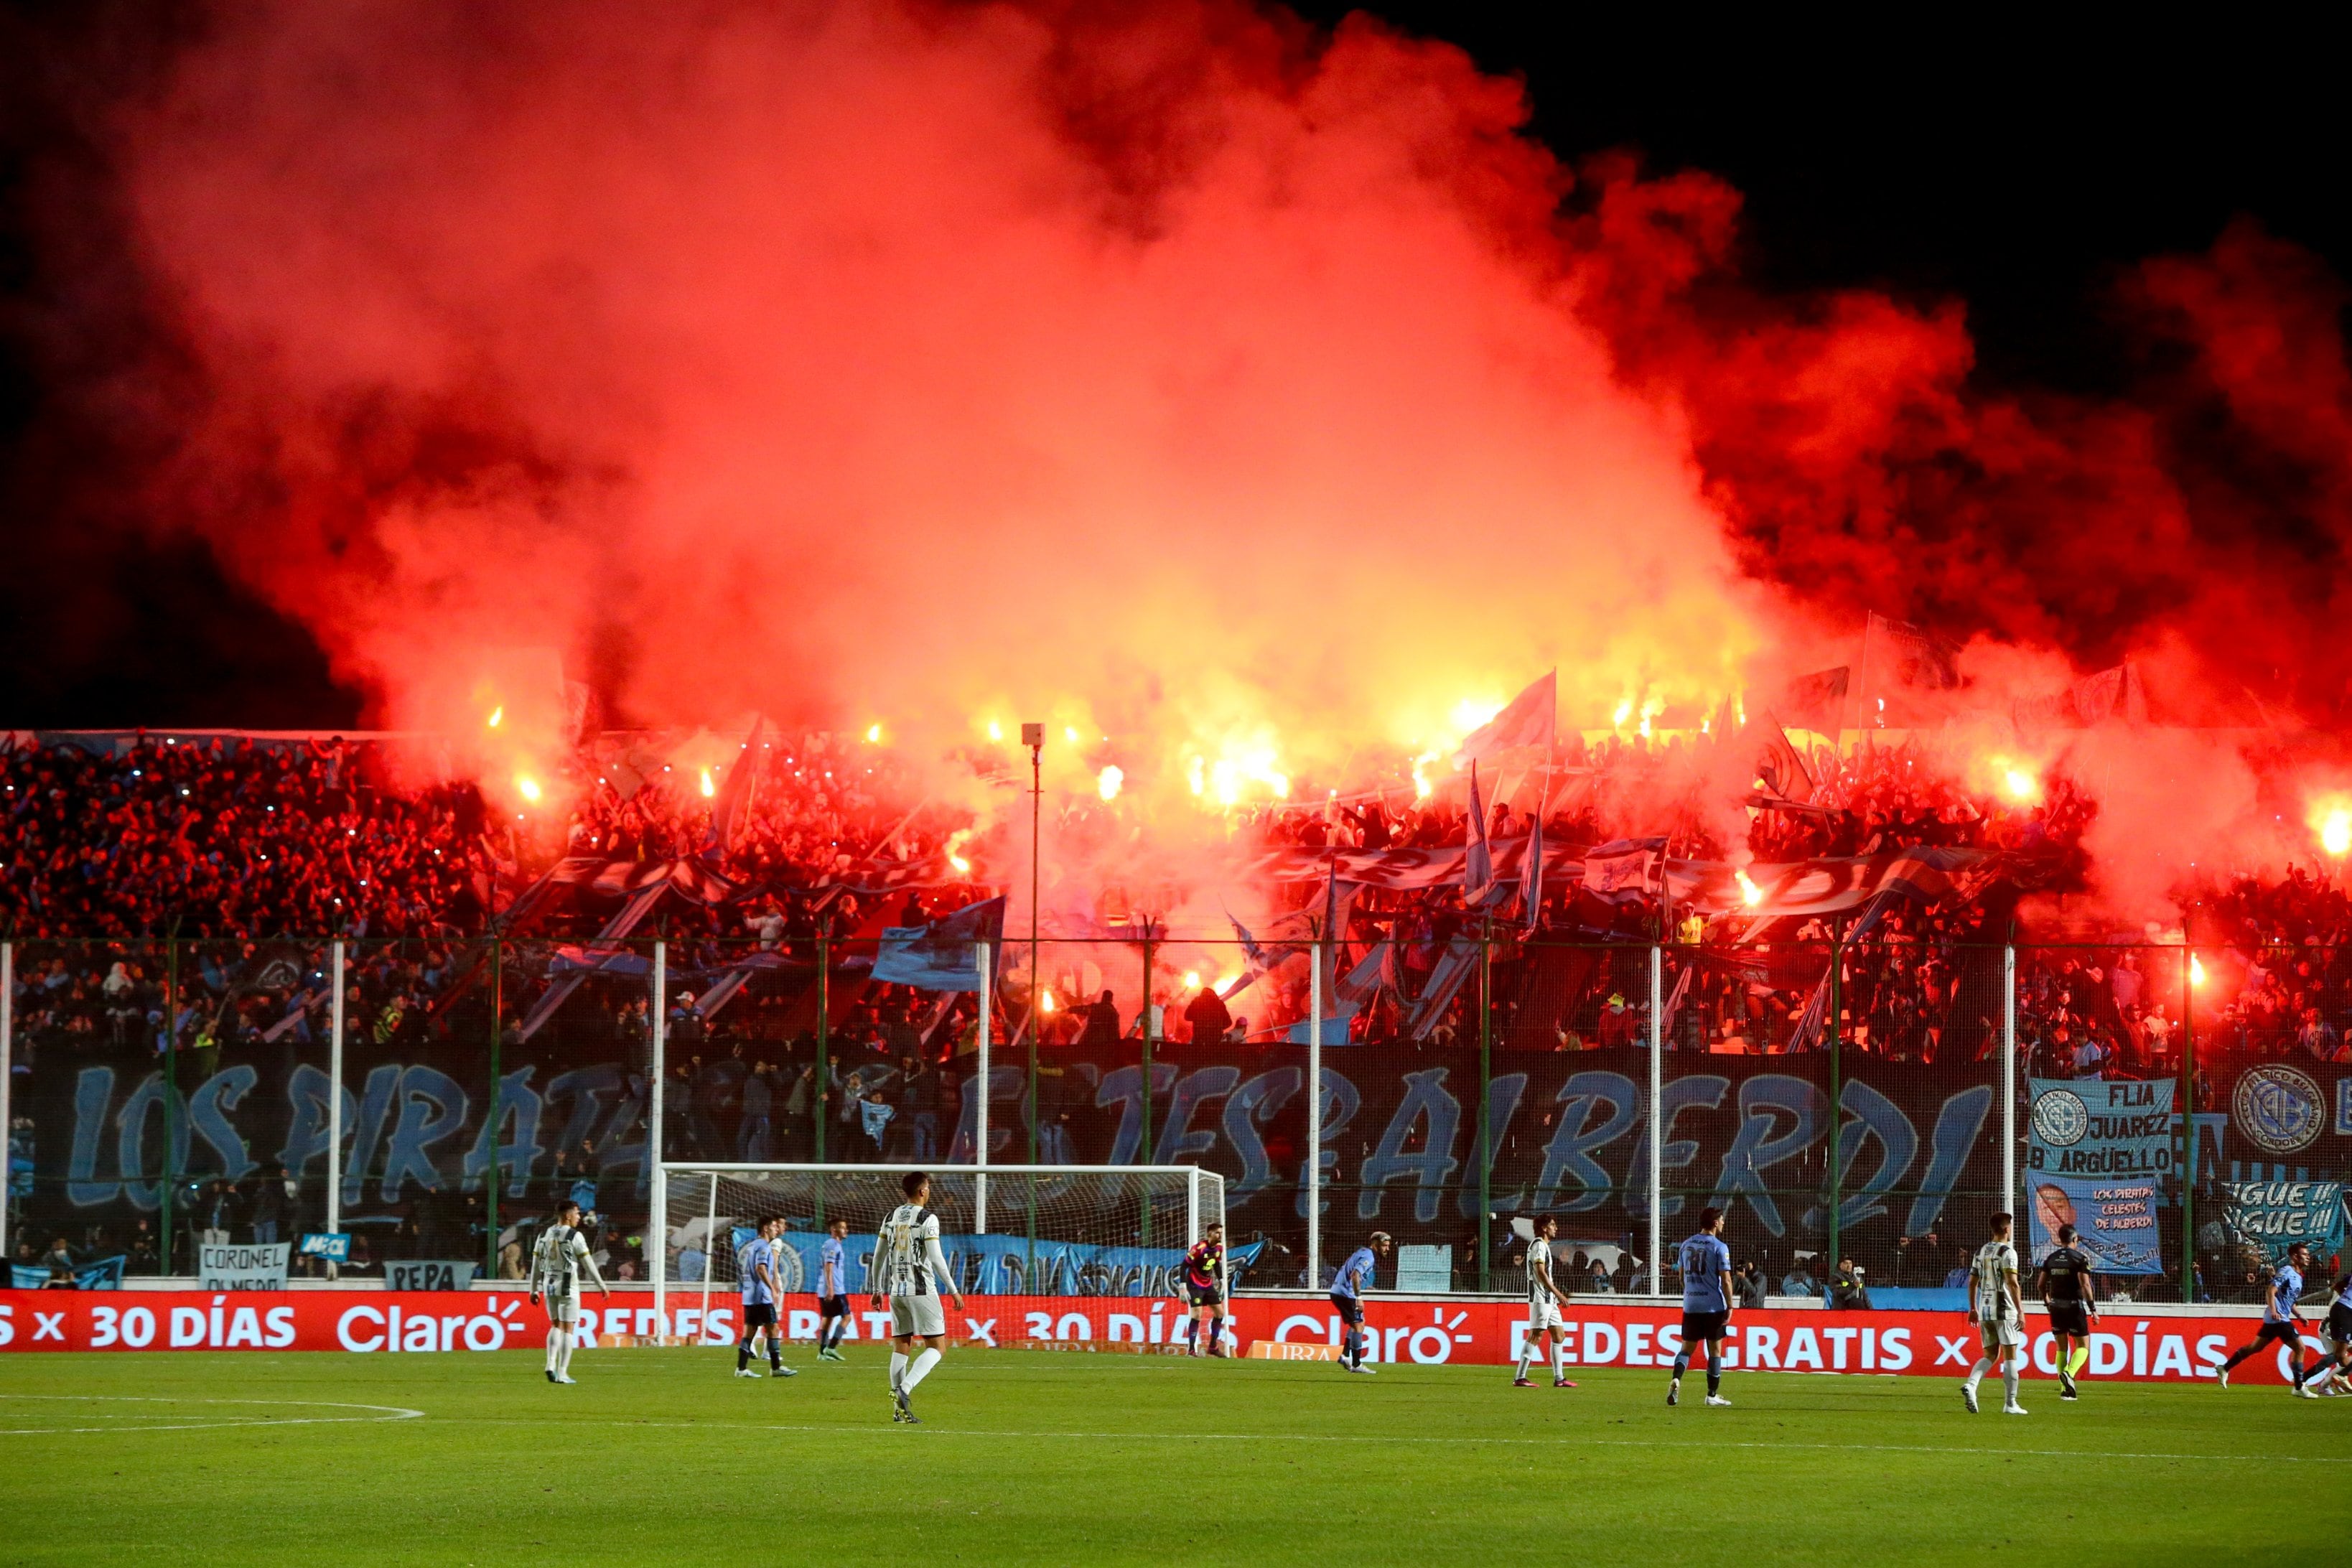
[{"x1": 0, "y1": 1345, "x2": 2343, "y2": 1564}]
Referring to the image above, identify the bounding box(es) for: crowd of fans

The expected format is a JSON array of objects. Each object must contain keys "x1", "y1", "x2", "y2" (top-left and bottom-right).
[{"x1": 9, "y1": 728, "x2": 2351, "y2": 1078}]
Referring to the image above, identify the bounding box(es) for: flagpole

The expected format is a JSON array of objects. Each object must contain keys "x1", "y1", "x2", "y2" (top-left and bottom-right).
[{"x1": 1308, "y1": 906, "x2": 1322, "y2": 1289}]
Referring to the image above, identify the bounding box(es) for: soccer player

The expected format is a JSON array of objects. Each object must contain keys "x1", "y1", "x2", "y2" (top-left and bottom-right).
[
  {"x1": 528, "y1": 1198, "x2": 610, "y2": 1386},
  {"x1": 816, "y1": 1217, "x2": 852, "y2": 1362},
  {"x1": 734, "y1": 1216, "x2": 796, "y2": 1378},
  {"x1": 2317, "y1": 1266, "x2": 2352, "y2": 1395},
  {"x1": 1180, "y1": 1221, "x2": 1228, "y2": 1356},
  {"x1": 2036, "y1": 1221, "x2": 2099, "y2": 1400},
  {"x1": 1963, "y1": 1211, "x2": 2027, "y2": 1416},
  {"x1": 1668, "y1": 1205, "x2": 1733, "y2": 1408},
  {"x1": 1512, "y1": 1213, "x2": 1577, "y2": 1390},
  {"x1": 1329, "y1": 1231, "x2": 1391, "y2": 1374},
  {"x1": 869, "y1": 1170, "x2": 966, "y2": 1423},
  {"x1": 2218, "y1": 1241, "x2": 2318, "y2": 1395}
]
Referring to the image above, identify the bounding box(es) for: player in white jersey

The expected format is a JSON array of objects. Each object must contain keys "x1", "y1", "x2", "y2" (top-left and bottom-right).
[
  {"x1": 528, "y1": 1198, "x2": 610, "y2": 1385},
  {"x1": 1961, "y1": 1210, "x2": 2027, "y2": 1416},
  {"x1": 1511, "y1": 1214, "x2": 1577, "y2": 1389},
  {"x1": 869, "y1": 1170, "x2": 965, "y2": 1424}
]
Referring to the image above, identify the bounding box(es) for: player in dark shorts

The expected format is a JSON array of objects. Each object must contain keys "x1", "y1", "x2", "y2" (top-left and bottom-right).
[
  {"x1": 1668, "y1": 1206, "x2": 1734, "y2": 1407},
  {"x1": 1180, "y1": 1221, "x2": 1228, "y2": 1357},
  {"x1": 2319, "y1": 1269, "x2": 2352, "y2": 1395},
  {"x1": 2036, "y1": 1223, "x2": 2099, "y2": 1400},
  {"x1": 2218, "y1": 1241, "x2": 2315, "y2": 1394}
]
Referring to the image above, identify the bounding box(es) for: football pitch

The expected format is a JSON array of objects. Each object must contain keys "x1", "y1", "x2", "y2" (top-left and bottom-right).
[{"x1": 0, "y1": 1348, "x2": 2342, "y2": 1565}]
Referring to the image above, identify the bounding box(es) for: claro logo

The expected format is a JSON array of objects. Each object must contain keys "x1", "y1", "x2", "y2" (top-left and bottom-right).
[{"x1": 337, "y1": 1295, "x2": 529, "y2": 1353}]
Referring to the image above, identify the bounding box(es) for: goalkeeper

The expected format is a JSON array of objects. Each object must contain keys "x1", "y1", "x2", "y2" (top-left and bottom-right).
[{"x1": 1180, "y1": 1222, "x2": 1228, "y2": 1357}]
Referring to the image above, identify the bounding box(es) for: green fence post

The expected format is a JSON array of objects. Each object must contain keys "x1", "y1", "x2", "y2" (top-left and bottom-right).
[
  {"x1": 816, "y1": 922, "x2": 829, "y2": 1166},
  {"x1": 1478, "y1": 917, "x2": 1493, "y2": 1293},
  {"x1": 2180, "y1": 931, "x2": 2195, "y2": 1305},
  {"x1": 1826, "y1": 934, "x2": 1842, "y2": 1279},
  {"x1": 487, "y1": 938, "x2": 503, "y2": 1280},
  {"x1": 162, "y1": 929, "x2": 179, "y2": 1276}
]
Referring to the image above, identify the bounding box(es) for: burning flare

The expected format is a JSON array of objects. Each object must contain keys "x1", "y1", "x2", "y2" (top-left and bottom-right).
[
  {"x1": 1097, "y1": 765, "x2": 1124, "y2": 801},
  {"x1": 515, "y1": 775, "x2": 541, "y2": 803}
]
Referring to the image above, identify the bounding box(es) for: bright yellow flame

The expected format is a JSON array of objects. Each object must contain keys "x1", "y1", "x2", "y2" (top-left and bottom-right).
[
  {"x1": 1450, "y1": 696, "x2": 1505, "y2": 734},
  {"x1": 1612, "y1": 698, "x2": 1634, "y2": 729},
  {"x1": 1411, "y1": 750, "x2": 1437, "y2": 801},
  {"x1": 986, "y1": 720, "x2": 1003, "y2": 742},
  {"x1": 1213, "y1": 970, "x2": 1242, "y2": 993},
  {"x1": 2322, "y1": 808, "x2": 2352, "y2": 857},
  {"x1": 1037, "y1": 989, "x2": 1055, "y2": 1014},
  {"x1": 2004, "y1": 768, "x2": 2036, "y2": 801},
  {"x1": 485, "y1": 705, "x2": 503, "y2": 729},
  {"x1": 2189, "y1": 954, "x2": 2207, "y2": 987},
  {"x1": 1097, "y1": 765, "x2": 1124, "y2": 801},
  {"x1": 1182, "y1": 970, "x2": 1201, "y2": 991},
  {"x1": 1063, "y1": 726, "x2": 1079, "y2": 745},
  {"x1": 699, "y1": 767, "x2": 716, "y2": 798},
  {"x1": 943, "y1": 827, "x2": 974, "y2": 875},
  {"x1": 1735, "y1": 868, "x2": 1763, "y2": 907},
  {"x1": 866, "y1": 723, "x2": 882, "y2": 744},
  {"x1": 515, "y1": 775, "x2": 541, "y2": 803}
]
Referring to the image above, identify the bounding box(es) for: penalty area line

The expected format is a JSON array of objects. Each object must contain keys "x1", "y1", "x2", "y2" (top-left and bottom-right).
[
  {"x1": 0, "y1": 1395, "x2": 425, "y2": 1436},
  {"x1": 453, "y1": 1417, "x2": 2351, "y2": 1465}
]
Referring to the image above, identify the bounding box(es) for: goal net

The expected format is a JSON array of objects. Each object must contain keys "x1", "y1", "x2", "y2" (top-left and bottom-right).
[{"x1": 655, "y1": 1163, "x2": 1225, "y2": 1312}]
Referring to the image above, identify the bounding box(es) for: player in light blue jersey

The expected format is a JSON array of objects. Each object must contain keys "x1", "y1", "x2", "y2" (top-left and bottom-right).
[
  {"x1": 2218, "y1": 1241, "x2": 2315, "y2": 1394},
  {"x1": 1328, "y1": 1232, "x2": 1390, "y2": 1374},
  {"x1": 1667, "y1": 1206, "x2": 1735, "y2": 1408},
  {"x1": 816, "y1": 1217, "x2": 853, "y2": 1361},
  {"x1": 733, "y1": 1216, "x2": 796, "y2": 1378}
]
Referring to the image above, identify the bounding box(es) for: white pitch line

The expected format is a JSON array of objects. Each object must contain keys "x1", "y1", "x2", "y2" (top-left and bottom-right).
[
  {"x1": 452, "y1": 1416, "x2": 2352, "y2": 1465},
  {"x1": 0, "y1": 1395, "x2": 424, "y2": 1436}
]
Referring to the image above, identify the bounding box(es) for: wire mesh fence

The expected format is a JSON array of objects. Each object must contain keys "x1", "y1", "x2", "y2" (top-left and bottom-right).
[{"x1": 4, "y1": 934, "x2": 2343, "y2": 1310}]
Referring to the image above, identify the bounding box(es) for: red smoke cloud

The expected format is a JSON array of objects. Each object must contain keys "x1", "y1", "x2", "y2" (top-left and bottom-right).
[{"x1": 62, "y1": 0, "x2": 2352, "y2": 905}]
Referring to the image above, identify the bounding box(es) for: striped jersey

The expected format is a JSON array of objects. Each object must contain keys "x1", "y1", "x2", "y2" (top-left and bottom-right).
[
  {"x1": 872, "y1": 1203, "x2": 946, "y2": 1297},
  {"x1": 1524, "y1": 1239, "x2": 1556, "y2": 1307},
  {"x1": 1971, "y1": 1239, "x2": 2020, "y2": 1323},
  {"x1": 531, "y1": 1223, "x2": 596, "y2": 1302}
]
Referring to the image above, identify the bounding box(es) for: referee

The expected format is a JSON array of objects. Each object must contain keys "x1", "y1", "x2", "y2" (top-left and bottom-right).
[{"x1": 2036, "y1": 1223, "x2": 2099, "y2": 1400}]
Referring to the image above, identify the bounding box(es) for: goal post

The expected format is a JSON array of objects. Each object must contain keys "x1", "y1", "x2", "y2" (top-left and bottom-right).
[{"x1": 653, "y1": 1163, "x2": 1226, "y2": 1327}]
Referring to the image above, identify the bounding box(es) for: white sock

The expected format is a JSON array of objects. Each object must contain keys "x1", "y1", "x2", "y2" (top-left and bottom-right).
[
  {"x1": 1966, "y1": 1358, "x2": 1991, "y2": 1392},
  {"x1": 889, "y1": 1350, "x2": 908, "y2": 1392},
  {"x1": 556, "y1": 1332, "x2": 575, "y2": 1378},
  {"x1": 545, "y1": 1330, "x2": 561, "y2": 1372},
  {"x1": 904, "y1": 1348, "x2": 942, "y2": 1391},
  {"x1": 2003, "y1": 1363, "x2": 2020, "y2": 1406},
  {"x1": 1550, "y1": 1339, "x2": 1567, "y2": 1381},
  {"x1": 1516, "y1": 1339, "x2": 1535, "y2": 1379}
]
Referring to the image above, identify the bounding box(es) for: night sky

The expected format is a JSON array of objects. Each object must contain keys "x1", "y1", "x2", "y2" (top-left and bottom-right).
[{"x1": 2, "y1": 3, "x2": 2344, "y2": 727}]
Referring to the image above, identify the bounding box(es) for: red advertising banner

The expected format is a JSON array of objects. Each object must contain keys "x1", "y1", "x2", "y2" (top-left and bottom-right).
[{"x1": 0, "y1": 1290, "x2": 2313, "y2": 1386}]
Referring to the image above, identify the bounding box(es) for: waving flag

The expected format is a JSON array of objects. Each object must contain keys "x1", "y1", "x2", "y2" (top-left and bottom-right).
[
  {"x1": 1523, "y1": 806, "x2": 1544, "y2": 933},
  {"x1": 1464, "y1": 762, "x2": 1495, "y2": 904},
  {"x1": 872, "y1": 895, "x2": 1007, "y2": 991},
  {"x1": 701, "y1": 714, "x2": 765, "y2": 857},
  {"x1": 1453, "y1": 670, "x2": 1557, "y2": 765}
]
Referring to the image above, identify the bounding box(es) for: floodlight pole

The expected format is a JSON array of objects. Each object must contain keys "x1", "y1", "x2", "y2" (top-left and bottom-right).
[{"x1": 651, "y1": 938, "x2": 667, "y2": 1329}]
